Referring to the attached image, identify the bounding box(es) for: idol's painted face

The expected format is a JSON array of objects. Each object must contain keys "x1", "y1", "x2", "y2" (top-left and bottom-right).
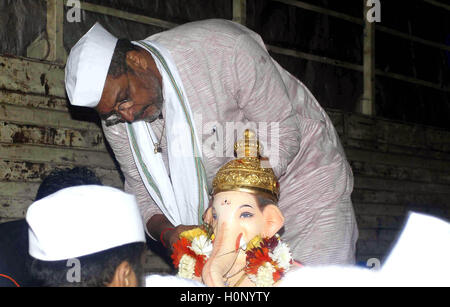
[
  {"x1": 201, "y1": 191, "x2": 284, "y2": 286},
  {"x1": 210, "y1": 191, "x2": 265, "y2": 247},
  {"x1": 96, "y1": 49, "x2": 163, "y2": 126}
]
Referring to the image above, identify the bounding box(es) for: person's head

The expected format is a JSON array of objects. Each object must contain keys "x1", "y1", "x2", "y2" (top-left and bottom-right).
[
  {"x1": 30, "y1": 242, "x2": 144, "y2": 287},
  {"x1": 65, "y1": 23, "x2": 163, "y2": 127},
  {"x1": 26, "y1": 185, "x2": 146, "y2": 287},
  {"x1": 35, "y1": 167, "x2": 102, "y2": 201},
  {"x1": 96, "y1": 38, "x2": 163, "y2": 126}
]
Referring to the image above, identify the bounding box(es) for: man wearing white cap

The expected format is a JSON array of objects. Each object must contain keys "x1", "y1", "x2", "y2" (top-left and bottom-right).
[
  {"x1": 65, "y1": 19, "x2": 358, "y2": 266},
  {"x1": 27, "y1": 185, "x2": 146, "y2": 287}
]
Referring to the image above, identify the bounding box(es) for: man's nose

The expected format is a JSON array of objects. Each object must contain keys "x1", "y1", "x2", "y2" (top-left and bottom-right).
[
  {"x1": 116, "y1": 101, "x2": 136, "y2": 122},
  {"x1": 117, "y1": 109, "x2": 135, "y2": 122}
]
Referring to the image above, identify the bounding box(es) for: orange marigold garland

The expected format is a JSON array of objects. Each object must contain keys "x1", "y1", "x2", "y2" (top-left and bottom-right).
[
  {"x1": 171, "y1": 227, "x2": 213, "y2": 279},
  {"x1": 171, "y1": 228, "x2": 294, "y2": 286},
  {"x1": 245, "y1": 234, "x2": 293, "y2": 287}
]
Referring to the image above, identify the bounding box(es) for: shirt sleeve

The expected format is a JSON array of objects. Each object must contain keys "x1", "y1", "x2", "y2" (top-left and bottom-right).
[
  {"x1": 231, "y1": 34, "x2": 301, "y2": 178},
  {"x1": 102, "y1": 122, "x2": 163, "y2": 239}
]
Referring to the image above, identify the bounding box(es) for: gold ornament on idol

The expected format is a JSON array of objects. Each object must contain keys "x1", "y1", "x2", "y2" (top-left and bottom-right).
[{"x1": 212, "y1": 129, "x2": 279, "y2": 202}]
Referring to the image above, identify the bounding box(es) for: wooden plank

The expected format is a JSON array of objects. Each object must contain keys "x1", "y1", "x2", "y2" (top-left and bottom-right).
[
  {"x1": 46, "y1": 0, "x2": 66, "y2": 64},
  {"x1": 0, "y1": 160, "x2": 122, "y2": 187},
  {"x1": 0, "y1": 90, "x2": 68, "y2": 111},
  {"x1": 0, "y1": 144, "x2": 117, "y2": 169},
  {"x1": 354, "y1": 176, "x2": 450, "y2": 195},
  {"x1": 344, "y1": 113, "x2": 449, "y2": 150},
  {"x1": 0, "y1": 103, "x2": 102, "y2": 131},
  {"x1": 423, "y1": 0, "x2": 450, "y2": 11},
  {"x1": 353, "y1": 202, "x2": 407, "y2": 217},
  {"x1": 360, "y1": 2, "x2": 375, "y2": 116},
  {"x1": 345, "y1": 114, "x2": 377, "y2": 142},
  {"x1": 0, "y1": 182, "x2": 40, "y2": 199},
  {"x1": 376, "y1": 24, "x2": 450, "y2": 53},
  {"x1": 375, "y1": 69, "x2": 450, "y2": 92},
  {"x1": 354, "y1": 202, "x2": 450, "y2": 223},
  {"x1": 346, "y1": 139, "x2": 450, "y2": 164},
  {"x1": 356, "y1": 239, "x2": 395, "y2": 258},
  {"x1": 377, "y1": 121, "x2": 430, "y2": 150},
  {"x1": 343, "y1": 112, "x2": 450, "y2": 159},
  {"x1": 352, "y1": 188, "x2": 450, "y2": 208},
  {"x1": 425, "y1": 127, "x2": 450, "y2": 152},
  {"x1": 346, "y1": 148, "x2": 450, "y2": 172},
  {"x1": 233, "y1": 0, "x2": 247, "y2": 25},
  {"x1": 325, "y1": 109, "x2": 345, "y2": 136},
  {"x1": 0, "y1": 122, "x2": 105, "y2": 151},
  {"x1": 0, "y1": 56, "x2": 65, "y2": 97},
  {"x1": 0, "y1": 196, "x2": 35, "y2": 219},
  {"x1": 357, "y1": 228, "x2": 399, "y2": 242},
  {"x1": 272, "y1": 0, "x2": 363, "y2": 25},
  {"x1": 65, "y1": 0, "x2": 177, "y2": 29},
  {"x1": 350, "y1": 160, "x2": 450, "y2": 185},
  {"x1": 356, "y1": 214, "x2": 407, "y2": 229},
  {"x1": 267, "y1": 44, "x2": 363, "y2": 72}
]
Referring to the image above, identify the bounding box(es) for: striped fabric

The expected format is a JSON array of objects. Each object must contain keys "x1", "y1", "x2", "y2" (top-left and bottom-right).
[{"x1": 102, "y1": 19, "x2": 358, "y2": 265}]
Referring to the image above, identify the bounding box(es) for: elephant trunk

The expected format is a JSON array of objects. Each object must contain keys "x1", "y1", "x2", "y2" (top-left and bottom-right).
[{"x1": 202, "y1": 221, "x2": 243, "y2": 287}]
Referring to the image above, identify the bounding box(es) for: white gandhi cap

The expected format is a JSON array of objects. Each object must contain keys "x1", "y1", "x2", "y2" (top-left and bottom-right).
[
  {"x1": 26, "y1": 185, "x2": 146, "y2": 261},
  {"x1": 65, "y1": 23, "x2": 118, "y2": 108}
]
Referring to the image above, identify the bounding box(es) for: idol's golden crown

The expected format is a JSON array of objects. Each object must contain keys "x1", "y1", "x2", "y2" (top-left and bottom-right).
[{"x1": 212, "y1": 129, "x2": 279, "y2": 202}]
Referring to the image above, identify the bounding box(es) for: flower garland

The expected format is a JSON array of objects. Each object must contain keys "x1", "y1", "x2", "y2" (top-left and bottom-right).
[
  {"x1": 171, "y1": 228, "x2": 293, "y2": 286},
  {"x1": 244, "y1": 234, "x2": 293, "y2": 287},
  {"x1": 171, "y1": 227, "x2": 214, "y2": 279}
]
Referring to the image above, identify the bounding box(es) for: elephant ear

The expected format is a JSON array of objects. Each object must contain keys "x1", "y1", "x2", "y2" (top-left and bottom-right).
[
  {"x1": 262, "y1": 204, "x2": 284, "y2": 238},
  {"x1": 203, "y1": 206, "x2": 213, "y2": 225}
]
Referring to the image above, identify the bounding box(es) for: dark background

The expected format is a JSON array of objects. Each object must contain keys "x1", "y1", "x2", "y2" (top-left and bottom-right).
[{"x1": 1, "y1": 0, "x2": 448, "y2": 128}]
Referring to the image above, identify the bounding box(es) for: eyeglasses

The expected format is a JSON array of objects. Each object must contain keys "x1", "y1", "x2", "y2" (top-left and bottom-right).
[
  {"x1": 102, "y1": 99, "x2": 129, "y2": 127},
  {"x1": 104, "y1": 114, "x2": 125, "y2": 127}
]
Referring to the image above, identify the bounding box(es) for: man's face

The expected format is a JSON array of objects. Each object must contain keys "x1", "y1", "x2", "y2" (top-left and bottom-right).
[{"x1": 96, "y1": 63, "x2": 163, "y2": 126}]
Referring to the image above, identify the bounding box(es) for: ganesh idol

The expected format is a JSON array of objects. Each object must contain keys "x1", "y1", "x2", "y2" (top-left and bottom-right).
[{"x1": 170, "y1": 129, "x2": 302, "y2": 287}]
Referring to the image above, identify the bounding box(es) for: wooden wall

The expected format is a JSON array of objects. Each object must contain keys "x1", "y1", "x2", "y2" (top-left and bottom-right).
[
  {"x1": 0, "y1": 55, "x2": 123, "y2": 222},
  {"x1": 0, "y1": 54, "x2": 173, "y2": 272},
  {"x1": 1, "y1": 54, "x2": 449, "y2": 270},
  {"x1": 327, "y1": 110, "x2": 450, "y2": 263}
]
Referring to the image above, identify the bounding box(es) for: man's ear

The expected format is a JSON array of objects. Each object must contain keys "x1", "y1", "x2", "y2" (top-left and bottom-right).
[
  {"x1": 262, "y1": 204, "x2": 284, "y2": 238},
  {"x1": 126, "y1": 50, "x2": 149, "y2": 72},
  {"x1": 107, "y1": 261, "x2": 137, "y2": 287}
]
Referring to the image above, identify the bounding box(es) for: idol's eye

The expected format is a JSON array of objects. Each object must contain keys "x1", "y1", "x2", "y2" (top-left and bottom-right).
[
  {"x1": 212, "y1": 213, "x2": 217, "y2": 220},
  {"x1": 240, "y1": 212, "x2": 254, "y2": 218}
]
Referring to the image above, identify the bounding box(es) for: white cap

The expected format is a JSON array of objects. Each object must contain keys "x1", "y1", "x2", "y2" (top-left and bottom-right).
[
  {"x1": 26, "y1": 185, "x2": 146, "y2": 261},
  {"x1": 65, "y1": 23, "x2": 118, "y2": 108}
]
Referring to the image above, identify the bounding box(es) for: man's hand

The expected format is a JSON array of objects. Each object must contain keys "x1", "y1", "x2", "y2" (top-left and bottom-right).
[
  {"x1": 162, "y1": 224, "x2": 199, "y2": 252},
  {"x1": 147, "y1": 214, "x2": 200, "y2": 253}
]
